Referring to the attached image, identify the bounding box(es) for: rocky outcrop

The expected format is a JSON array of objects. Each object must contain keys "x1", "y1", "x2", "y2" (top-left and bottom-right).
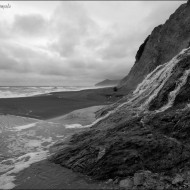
[
  {"x1": 51, "y1": 110, "x2": 190, "y2": 180},
  {"x1": 187, "y1": 0, "x2": 190, "y2": 6},
  {"x1": 95, "y1": 79, "x2": 120, "y2": 87},
  {"x1": 50, "y1": 48, "x2": 190, "y2": 189},
  {"x1": 135, "y1": 35, "x2": 150, "y2": 62},
  {"x1": 119, "y1": 2, "x2": 190, "y2": 92},
  {"x1": 50, "y1": 2, "x2": 190, "y2": 189},
  {"x1": 118, "y1": 170, "x2": 190, "y2": 190}
]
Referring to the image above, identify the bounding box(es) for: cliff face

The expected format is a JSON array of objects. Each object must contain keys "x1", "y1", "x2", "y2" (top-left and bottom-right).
[
  {"x1": 50, "y1": 2, "x2": 190, "y2": 189},
  {"x1": 51, "y1": 48, "x2": 190, "y2": 189},
  {"x1": 119, "y1": 2, "x2": 190, "y2": 92}
]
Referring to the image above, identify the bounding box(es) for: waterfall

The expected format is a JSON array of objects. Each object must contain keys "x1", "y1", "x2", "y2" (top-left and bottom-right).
[
  {"x1": 132, "y1": 48, "x2": 190, "y2": 110},
  {"x1": 68, "y1": 48, "x2": 190, "y2": 129},
  {"x1": 157, "y1": 68, "x2": 190, "y2": 112}
]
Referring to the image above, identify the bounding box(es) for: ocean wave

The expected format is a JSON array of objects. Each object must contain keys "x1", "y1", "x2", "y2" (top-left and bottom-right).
[
  {"x1": 0, "y1": 86, "x2": 92, "y2": 98},
  {"x1": 0, "y1": 151, "x2": 48, "y2": 189}
]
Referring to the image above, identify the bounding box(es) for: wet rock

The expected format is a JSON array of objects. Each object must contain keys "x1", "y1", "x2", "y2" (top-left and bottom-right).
[
  {"x1": 51, "y1": 109, "x2": 190, "y2": 180},
  {"x1": 149, "y1": 56, "x2": 190, "y2": 110},
  {"x1": 97, "y1": 147, "x2": 106, "y2": 160},
  {"x1": 184, "y1": 171, "x2": 190, "y2": 186},
  {"x1": 113, "y1": 178, "x2": 119, "y2": 184},
  {"x1": 156, "y1": 183, "x2": 165, "y2": 190},
  {"x1": 160, "y1": 176, "x2": 172, "y2": 183},
  {"x1": 119, "y1": 1, "x2": 190, "y2": 92},
  {"x1": 50, "y1": 3, "x2": 190, "y2": 187},
  {"x1": 142, "y1": 170, "x2": 152, "y2": 178},
  {"x1": 119, "y1": 178, "x2": 133, "y2": 189},
  {"x1": 133, "y1": 172, "x2": 145, "y2": 186},
  {"x1": 172, "y1": 174, "x2": 184, "y2": 185},
  {"x1": 106, "y1": 179, "x2": 113, "y2": 184},
  {"x1": 165, "y1": 184, "x2": 172, "y2": 190}
]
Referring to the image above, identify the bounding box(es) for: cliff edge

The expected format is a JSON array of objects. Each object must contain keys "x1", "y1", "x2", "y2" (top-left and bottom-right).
[
  {"x1": 119, "y1": 2, "x2": 190, "y2": 92},
  {"x1": 50, "y1": 1, "x2": 190, "y2": 189}
]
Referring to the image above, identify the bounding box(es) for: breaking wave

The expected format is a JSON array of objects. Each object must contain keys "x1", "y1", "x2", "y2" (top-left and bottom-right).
[{"x1": 0, "y1": 86, "x2": 96, "y2": 98}]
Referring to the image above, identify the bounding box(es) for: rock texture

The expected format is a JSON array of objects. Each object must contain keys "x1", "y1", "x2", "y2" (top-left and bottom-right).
[
  {"x1": 119, "y1": 2, "x2": 190, "y2": 92},
  {"x1": 50, "y1": 2, "x2": 190, "y2": 190},
  {"x1": 95, "y1": 79, "x2": 120, "y2": 87},
  {"x1": 51, "y1": 47, "x2": 190, "y2": 189}
]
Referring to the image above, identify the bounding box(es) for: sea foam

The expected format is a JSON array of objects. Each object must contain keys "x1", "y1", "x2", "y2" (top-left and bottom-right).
[{"x1": 0, "y1": 151, "x2": 48, "y2": 189}]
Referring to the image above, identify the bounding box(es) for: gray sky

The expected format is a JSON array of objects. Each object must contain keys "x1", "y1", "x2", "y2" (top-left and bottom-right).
[{"x1": 0, "y1": 1, "x2": 185, "y2": 86}]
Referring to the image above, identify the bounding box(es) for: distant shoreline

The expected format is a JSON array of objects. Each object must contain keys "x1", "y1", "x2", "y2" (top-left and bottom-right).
[{"x1": 0, "y1": 87, "x2": 124, "y2": 120}]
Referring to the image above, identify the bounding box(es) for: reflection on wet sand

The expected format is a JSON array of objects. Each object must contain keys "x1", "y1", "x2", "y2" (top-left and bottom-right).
[{"x1": 0, "y1": 106, "x2": 111, "y2": 189}]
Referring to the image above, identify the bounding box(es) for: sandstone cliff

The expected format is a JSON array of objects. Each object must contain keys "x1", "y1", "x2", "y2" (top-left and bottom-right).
[{"x1": 119, "y1": 2, "x2": 190, "y2": 92}]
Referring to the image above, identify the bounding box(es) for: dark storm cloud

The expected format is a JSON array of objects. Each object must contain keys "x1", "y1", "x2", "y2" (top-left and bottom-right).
[
  {"x1": 139, "y1": 1, "x2": 184, "y2": 35},
  {"x1": 0, "y1": 48, "x2": 19, "y2": 71},
  {"x1": 13, "y1": 14, "x2": 47, "y2": 36},
  {"x1": 0, "y1": 1, "x2": 185, "y2": 86},
  {"x1": 49, "y1": 2, "x2": 97, "y2": 57},
  {"x1": 100, "y1": 32, "x2": 141, "y2": 61}
]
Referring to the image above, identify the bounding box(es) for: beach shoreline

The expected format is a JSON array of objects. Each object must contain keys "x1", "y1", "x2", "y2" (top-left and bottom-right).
[
  {"x1": 0, "y1": 87, "x2": 126, "y2": 189},
  {"x1": 0, "y1": 86, "x2": 122, "y2": 190},
  {"x1": 0, "y1": 105, "x2": 112, "y2": 189},
  {"x1": 0, "y1": 87, "x2": 125, "y2": 120},
  {"x1": 13, "y1": 159, "x2": 117, "y2": 190}
]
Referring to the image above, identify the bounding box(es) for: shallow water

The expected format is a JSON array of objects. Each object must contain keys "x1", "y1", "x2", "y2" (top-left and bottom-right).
[
  {"x1": 0, "y1": 86, "x2": 101, "y2": 98},
  {"x1": 0, "y1": 106, "x2": 113, "y2": 189},
  {"x1": 0, "y1": 115, "x2": 71, "y2": 189},
  {"x1": 14, "y1": 160, "x2": 116, "y2": 189}
]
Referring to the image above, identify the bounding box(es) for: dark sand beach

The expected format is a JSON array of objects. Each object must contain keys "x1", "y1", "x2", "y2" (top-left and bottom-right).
[
  {"x1": 0, "y1": 87, "x2": 125, "y2": 120},
  {"x1": 0, "y1": 87, "x2": 124, "y2": 189},
  {"x1": 14, "y1": 160, "x2": 118, "y2": 189}
]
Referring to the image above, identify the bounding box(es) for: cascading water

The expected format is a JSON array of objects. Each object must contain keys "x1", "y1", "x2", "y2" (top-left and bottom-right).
[
  {"x1": 158, "y1": 68, "x2": 190, "y2": 112},
  {"x1": 67, "y1": 48, "x2": 190, "y2": 129},
  {"x1": 118, "y1": 47, "x2": 190, "y2": 111},
  {"x1": 134, "y1": 48, "x2": 190, "y2": 109}
]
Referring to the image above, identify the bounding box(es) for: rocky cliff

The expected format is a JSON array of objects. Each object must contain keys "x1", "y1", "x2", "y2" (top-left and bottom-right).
[
  {"x1": 50, "y1": 2, "x2": 190, "y2": 189},
  {"x1": 119, "y1": 1, "x2": 190, "y2": 92},
  {"x1": 51, "y1": 47, "x2": 190, "y2": 189}
]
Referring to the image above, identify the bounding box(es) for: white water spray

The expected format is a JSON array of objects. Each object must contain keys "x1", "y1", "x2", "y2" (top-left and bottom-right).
[{"x1": 67, "y1": 48, "x2": 190, "y2": 129}]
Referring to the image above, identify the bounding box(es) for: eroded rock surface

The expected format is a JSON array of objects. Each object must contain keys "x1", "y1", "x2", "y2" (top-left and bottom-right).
[
  {"x1": 50, "y1": 2, "x2": 190, "y2": 189},
  {"x1": 119, "y1": 2, "x2": 190, "y2": 92},
  {"x1": 50, "y1": 47, "x2": 190, "y2": 189}
]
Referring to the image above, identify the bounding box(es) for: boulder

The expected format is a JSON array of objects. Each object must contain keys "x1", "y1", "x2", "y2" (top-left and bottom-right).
[
  {"x1": 119, "y1": 178, "x2": 134, "y2": 189},
  {"x1": 172, "y1": 174, "x2": 184, "y2": 185},
  {"x1": 133, "y1": 172, "x2": 145, "y2": 186}
]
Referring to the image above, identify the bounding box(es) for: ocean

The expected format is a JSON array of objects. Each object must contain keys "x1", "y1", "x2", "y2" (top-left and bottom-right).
[
  {"x1": 0, "y1": 85, "x2": 111, "y2": 189},
  {"x1": 0, "y1": 114, "x2": 111, "y2": 189},
  {"x1": 0, "y1": 86, "x2": 95, "y2": 98}
]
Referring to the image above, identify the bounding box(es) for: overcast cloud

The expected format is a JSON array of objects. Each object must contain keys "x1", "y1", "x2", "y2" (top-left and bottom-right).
[{"x1": 0, "y1": 1, "x2": 185, "y2": 86}]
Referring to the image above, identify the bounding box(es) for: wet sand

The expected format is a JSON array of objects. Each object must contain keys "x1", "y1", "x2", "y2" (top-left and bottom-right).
[
  {"x1": 0, "y1": 105, "x2": 119, "y2": 189},
  {"x1": 49, "y1": 105, "x2": 105, "y2": 126},
  {"x1": 0, "y1": 87, "x2": 126, "y2": 189},
  {"x1": 14, "y1": 160, "x2": 118, "y2": 189},
  {"x1": 0, "y1": 87, "x2": 124, "y2": 120}
]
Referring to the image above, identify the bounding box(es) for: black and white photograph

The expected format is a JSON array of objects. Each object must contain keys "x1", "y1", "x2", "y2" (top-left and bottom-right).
[{"x1": 0, "y1": 0, "x2": 190, "y2": 189}]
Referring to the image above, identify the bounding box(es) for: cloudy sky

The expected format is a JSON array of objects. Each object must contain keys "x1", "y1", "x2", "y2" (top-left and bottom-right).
[{"x1": 0, "y1": 1, "x2": 185, "y2": 86}]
